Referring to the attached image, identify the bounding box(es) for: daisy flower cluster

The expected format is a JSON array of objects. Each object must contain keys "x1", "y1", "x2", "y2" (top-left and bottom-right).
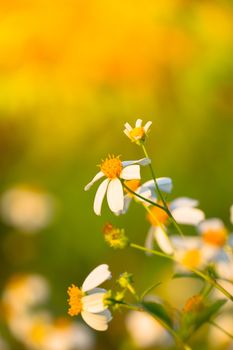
[{"x1": 68, "y1": 119, "x2": 233, "y2": 349}]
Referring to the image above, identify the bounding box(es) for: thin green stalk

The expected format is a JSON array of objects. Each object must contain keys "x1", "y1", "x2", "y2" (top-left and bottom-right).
[
  {"x1": 130, "y1": 242, "x2": 233, "y2": 303},
  {"x1": 122, "y1": 182, "x2": 166, "y2": 211},
  {"x1": 141, "y1": 144, "x2": 184, "y2": 237}
]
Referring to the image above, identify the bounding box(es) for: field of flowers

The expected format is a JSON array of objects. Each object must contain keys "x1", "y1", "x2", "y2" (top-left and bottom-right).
[{"x1": 0, "y1": 1, "x2": 233, "y2": 349}]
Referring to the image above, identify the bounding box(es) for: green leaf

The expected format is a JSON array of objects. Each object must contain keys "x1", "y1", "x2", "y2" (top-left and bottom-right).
[
  {"x1": 180, "y1": 299, "x2": 227, "y2": 340},
  {"x1": 142, "y1": 301, "x2": 174, "y2": 329}
]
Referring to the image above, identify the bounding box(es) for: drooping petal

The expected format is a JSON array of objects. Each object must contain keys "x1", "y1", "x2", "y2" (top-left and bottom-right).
[
  {"x1": 121, "y1": 165, "x2": 140, "y2": 180},
  {"x1": 82, "y1": 293, "x2": 107, "y2": 313},
  {"x1": 123, "y1": 129, "x2": 130, "y2": 138},
  {"x1": 156, "y1": 177, "x2": 173, "y2": 193},
  {"x1": 121, "y1": 158, "x2": 151, "y2": 167},
  {"x1": 82, "y1": 264, "x2": 111, "y2": 292},
  {"x1": 172, "y1": 207, "x2": 205, "y2": 225},
  {"x1": 135, "y1": 119, "x2": 143, "y2": 127},
  {"x1": 84, "y1": 172, "x2": 105, "y2": 191},
  {"x1": 81, "y1": 310, "x2": 112, "y2": 331},
  {"x1": 170, "y1": 197, "x2": 199, "y2": 210},
  {"x1": 145, "y1": 226, "x2": 156, "y2": 254},
  {"x1": 230, "y1": 205, "x2": 233, "y2": 225},
  {"x1": 93, "y1": 179, "x2": 109, "y2": 216},
  {"x1": 198, "y1": 218, "x2": 224, "y2": 233},
  {"x1": 124, "y1": 122, "x2": 132, "y2": 131},
  {"x1": 107, "y1": 179, "x2": 124, "y2": 213},
  {"x1": 144, "y1": 121, "x2": 152, "y2": 133},
  {"x1": 154, "y1": 226, "x2": 174, "y2": 255}
]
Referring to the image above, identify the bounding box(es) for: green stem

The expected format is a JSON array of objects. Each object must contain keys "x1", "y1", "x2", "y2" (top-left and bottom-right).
[
  {"x1": 130, "y1": 242, "x2": 233, "y2": 303},
  {"x1": 122, "y1": 182, "x2": 166, "y2": 211},
  {"x1": 141, "y1": 144, "x2": 184, "y2": 237}
]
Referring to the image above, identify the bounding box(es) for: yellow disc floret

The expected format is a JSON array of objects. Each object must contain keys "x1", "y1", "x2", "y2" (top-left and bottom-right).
[
  {"x1": 202, "y1": 228, "x2": 228, "y2": 247},
  {"x1": 67, "y1": 284, "x2": 83, "y2": 316},
  {"x1": 181, "y1": 249, "x2": 201, "y2": 269},
  {"x1": 100, "y1": 155, "x2": 122, "y2": 179},
  {"x1": 129, "y1": 127, "x2": 145, "y2": 142}
]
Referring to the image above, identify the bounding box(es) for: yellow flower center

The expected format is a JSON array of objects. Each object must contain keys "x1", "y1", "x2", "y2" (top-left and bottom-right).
[
  {"x1": 181, "y1": 249, "x2": 201, "y2": 269},
  {"x1": 67, "y1": 284, "x2": 83, "y2": 316},
  {"x1": 29, "y1": 321, "x2": 48, "y2": 343},
  {"x1": 124, "y1": 179, "x2": 141, "y2": 197},
  {"x1": 100, "y1": 155, "x2": 122, "y2": 179},
  {"x1": 183, "y1": 295, "x2": 204, "y2": 313},
  {"x1": 202, "y1": 228, "x2": 228, "y2": 247},
  {"x1": 129, "y1": 127, "x2": 145, "y2": 141},
  {"x1": 147, "y1": 203, "x2": 169, "y2": 226}
]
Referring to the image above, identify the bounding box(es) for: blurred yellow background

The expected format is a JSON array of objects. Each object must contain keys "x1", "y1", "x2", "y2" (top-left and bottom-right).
[{"x1": 0, "y1": 0, "x2": 233, "y2": 349}]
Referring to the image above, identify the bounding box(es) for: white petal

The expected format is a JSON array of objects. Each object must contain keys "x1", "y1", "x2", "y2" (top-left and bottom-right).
[
  {"x1": 107, "y1": 179, "x2": 124, "y2": 213},
  {"x1": 156, "y1": 177, "x2": 173, "y2": 193},
  {"x1": 82, "y1": 264, "x2": 111, "y2": 292},
  {"x1": 84, "y1": 172, "x2": 105, "y2": 191},
  {"x1": 93, "y1": 179, "x2": 109, "y2": 216},
  {"x1": 124, "y1": 122, "x2": 132, "y2": 131},
  {"x1": 171, "y1": 235, "x2": 201, "y2": 250},
  {"x1": 145, "y1": 226, "x2": 155, "y2": 254},
  {"x1": 198, "y1": 218, "x2": 224, "y2": 233},
  {"x1": 82, "y1": 293, "x2": 107, "y2": 313},
  {"x1": 121, "y1": 158, "x2": 151, "y2": 167},
  {"x1": 135, "y1": 119, "x2": 142, "y2": 127},
  {"x1": 154, "y1": 226, "x2": 174, "y2": 255},
  {"x1": 123, "y1": 129, "x2": 130, "y2": 138},
  {"x1": 172, "y1": 207, "x2": 205, "y2": 225},
  {"x1": 81, "y1": 310, "x2": 112, "y2": 331},
  {"x1": 170, "y1": 197, "x2": 199, "y2": 210},
  {"x1": 116, "y1": 195, "x2": 132, "y2": 215},
  {"x1": 144, "y1": 121, "x2": 152, "y2": 133},
  {"x1": 230, "y1": 205, "x2": 233, "y2": 225},
  {"x1": 121, "y1": 165, "x2": 140, "y2": 180}
]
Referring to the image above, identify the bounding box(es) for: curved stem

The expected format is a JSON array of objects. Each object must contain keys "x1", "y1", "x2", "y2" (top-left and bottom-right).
[
  {"x1": 122, "y1": 182, "x2": 166, "y2": 211},
  {"x1": 130, "y1": 242, "x2": 233, "y2": 303},
  {"x1": 141, "y1": 144, "x2": 184, "y2": 237}
]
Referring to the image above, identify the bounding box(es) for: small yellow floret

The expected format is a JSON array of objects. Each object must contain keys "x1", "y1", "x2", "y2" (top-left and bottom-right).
[
  {"x1": 129, "y1": 127, "x2": 145, "y2": 142},
  {"x1": 181, "y1": 249, "x2": 201, "y2": 269},
  {"x1": 100, "y1": 155, "x2": 122, "y2": 179},
  {"x1": 202, "y1": 228, "x2": 228, "y2": 247},
  {"x1": 183, "y1": 295, "x2": 204, "y2": 313},
  {"x1": 67, "y1": 284, "x2": 83, "y2": 316}
]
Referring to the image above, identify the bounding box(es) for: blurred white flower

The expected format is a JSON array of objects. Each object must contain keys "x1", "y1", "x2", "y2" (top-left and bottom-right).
[
  {"x1": 125, "y1": 311, "x2": 169, "y2": 348},
  {"x1": 145, "y1": 197, "x2": 205, "y2": 255},
  {"x1": 171, "y1": 236, "x2": 215, "y2": 272},
  {"x1": 123, "y1": 119, "x2": 152, "y2": 143},
  {"x1": 85, "y1": 156, "x2": 150, "y2": 215},
  {"x1": 67, "y1": 264, "x2": 112, "y2": 331},
  {"x1": 0, "y1": 185, "x2": 54, "y2": 232},
  {"x1": 198, "y1": 218, "x2": 229, "y2": 249},
  {"x1": 2, "y1": 274, "x2": 49, "y2": 315}
]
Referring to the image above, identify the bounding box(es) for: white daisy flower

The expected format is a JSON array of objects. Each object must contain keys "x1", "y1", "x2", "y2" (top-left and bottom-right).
[
  {"x1": 85, "y1": 155, "x2": 151, "y2": 215},
  {"x1": 67, "y1": 264, "x2": 112, "y2": 331},
  {"x1": 145, "y1": 197, "x2": 205, "y2": 255},
  {"x1": 198, "y1": 218, "x2": 229, "y2": 249},
  {"x1": 171, "y1": 236, "x2": 214, "y2": 272},
  {"x1": 123, "y1": 119, "x2": 152, "y2": 143}
]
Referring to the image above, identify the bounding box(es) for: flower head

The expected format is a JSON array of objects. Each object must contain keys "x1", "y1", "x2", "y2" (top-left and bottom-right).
[
  {"x1": 198, "y1": 219, "x2": 228, "y2": 248},
  {"x1": 85, "y1": 156, "x2": 150, "y2": 215},
  {"x1": 123, "y1": 119, "x2": 152, "y2": 144},
  {"x1": 67, "y1": 264, "x2": 112, "y2": 331},
  {"x1": 103, "y1": 223, "x2": 129, "y2": 249}
]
